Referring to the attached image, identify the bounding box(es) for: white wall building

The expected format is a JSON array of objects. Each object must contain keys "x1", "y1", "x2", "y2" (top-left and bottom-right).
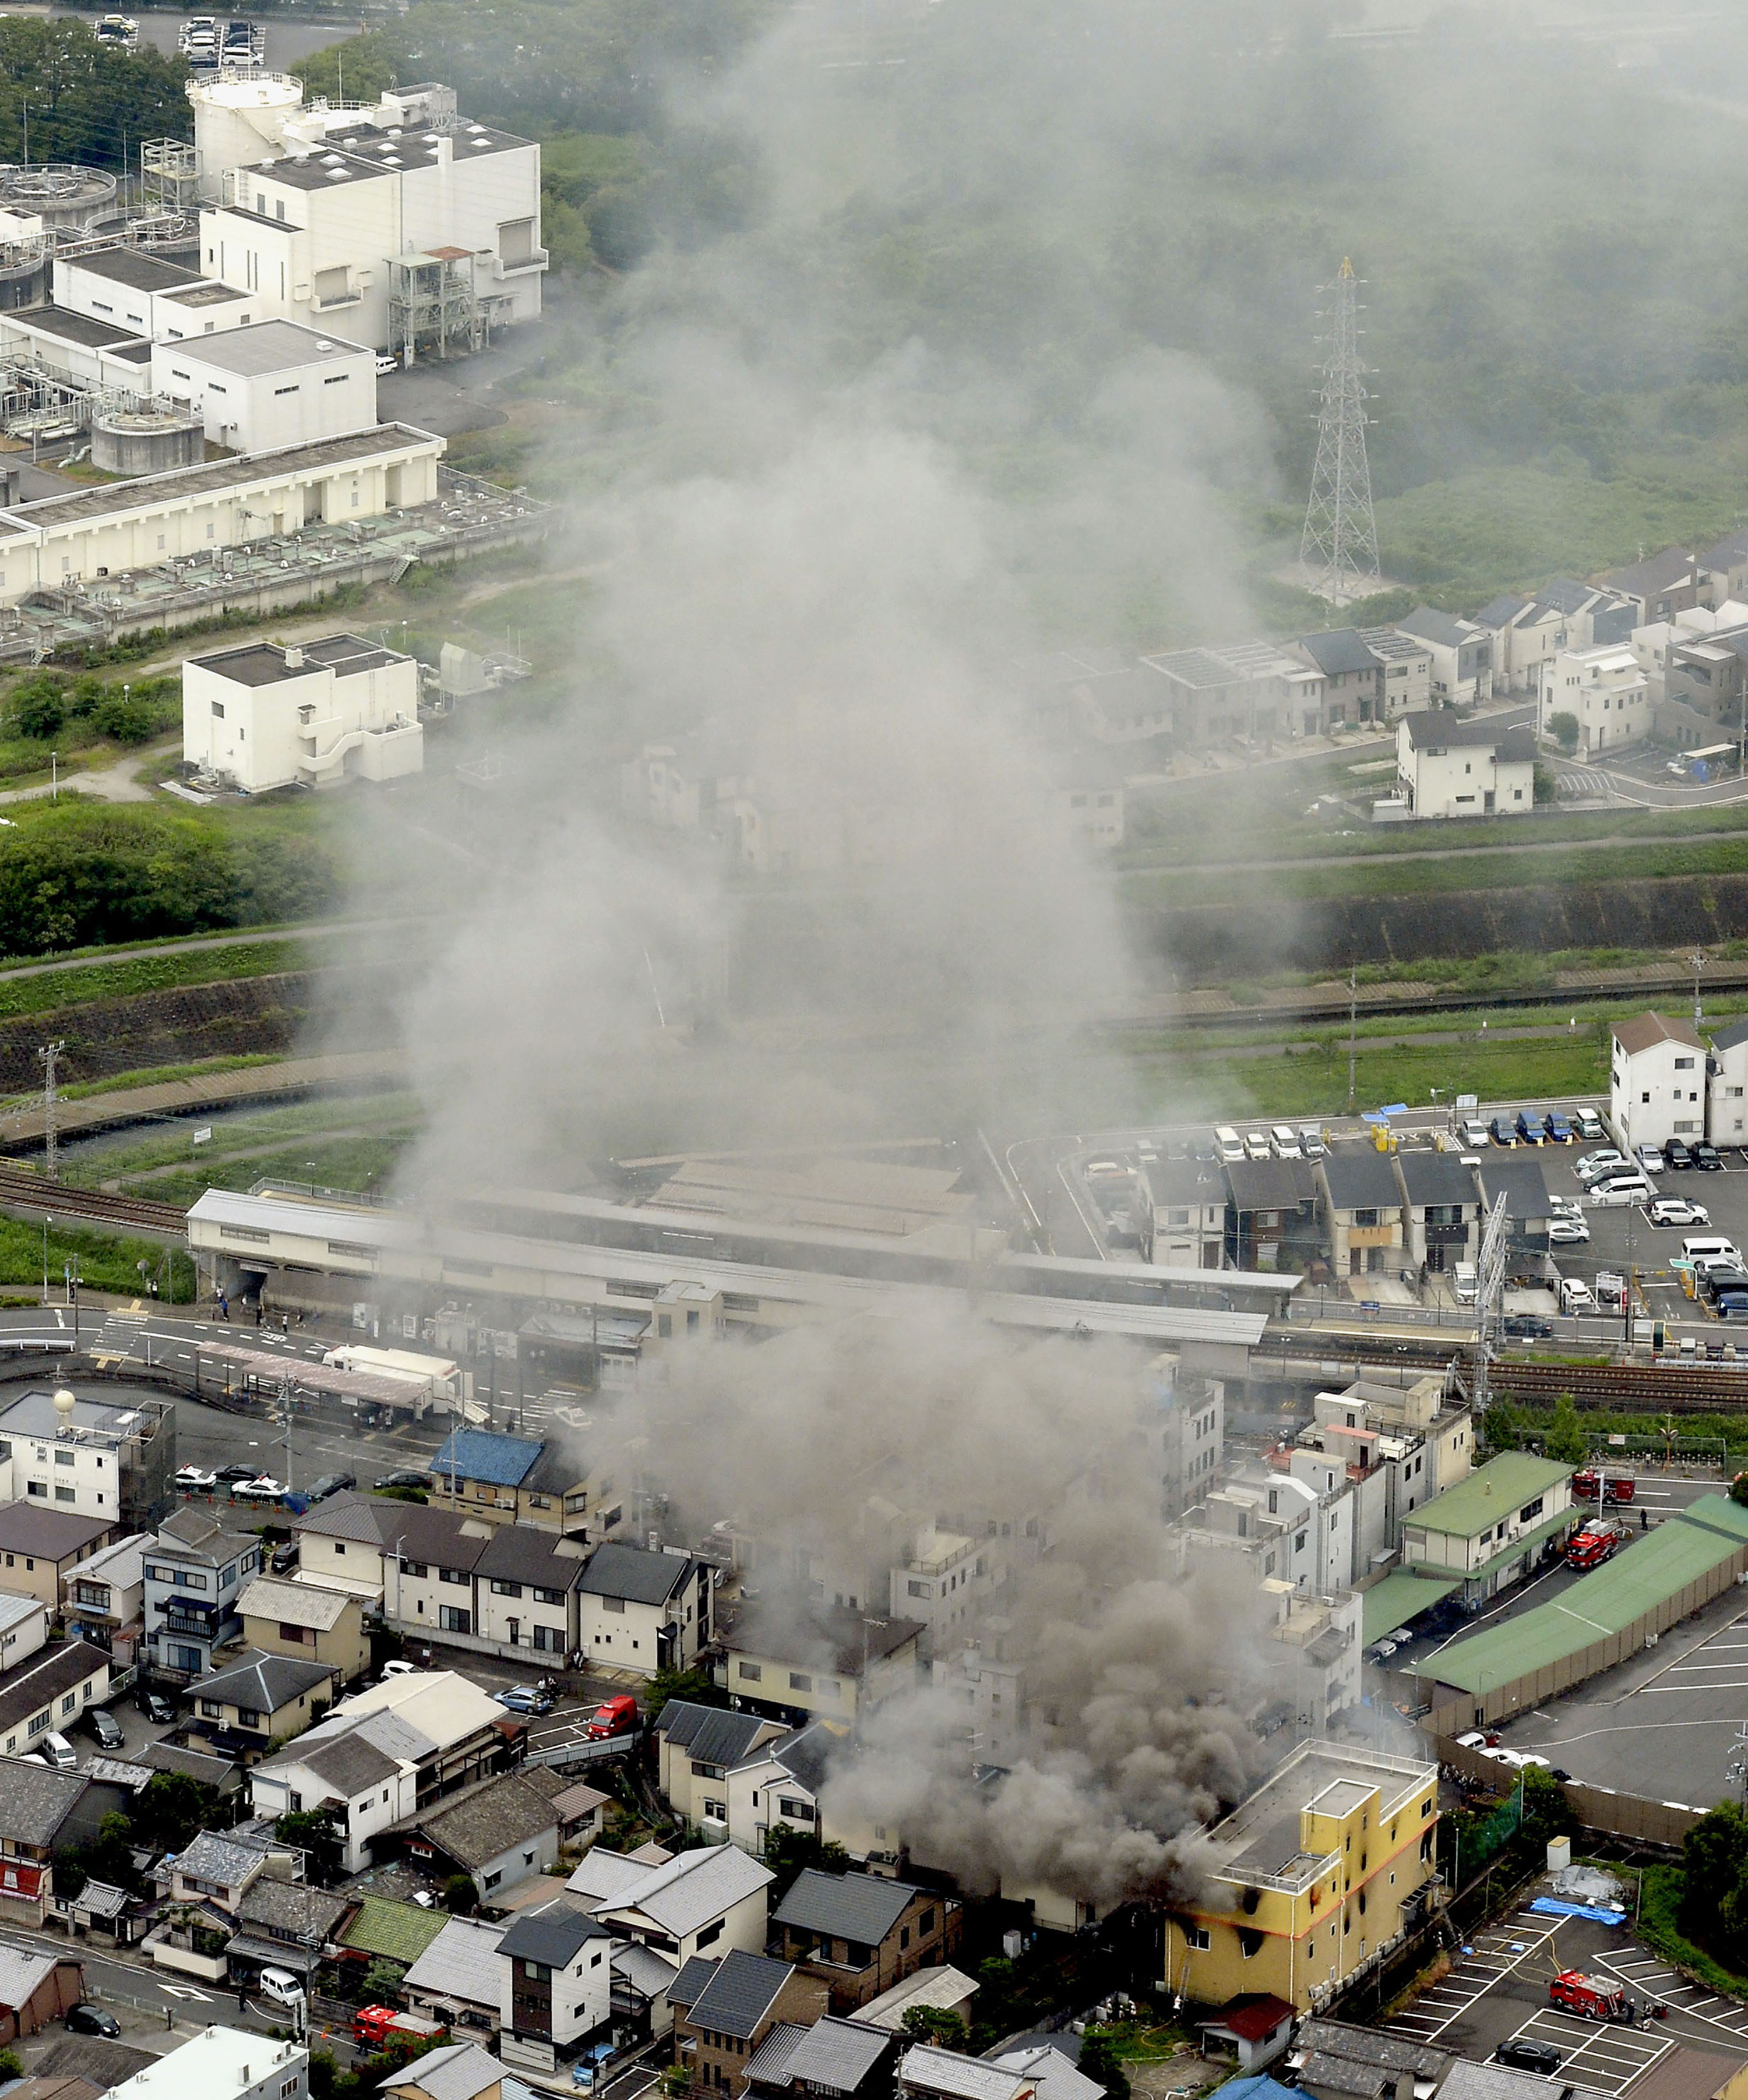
[
  {"x1": 889, "y1": 1525, "x2": 979, "y2": 1654},
  {"x1": 1395, "y1": 711, "x2": 1536, "y2": 819},
  {"x1": 54, "y1": 247, "x2": 255, "y2": 342},
  {"x1": 108, "y1": 2028, "x2": 306, "y2": 2100},
  {"x1": 1539, "y1": 643, "x2": 1650, "y2": 757},
  {"x1": 183, "y1": 632, "x2": 422, "y2": 792},
  {"x1": 1710, "y1": 1016, "x2": 1748, "y2": 1147},
  {"x1": 153, "y1": 321, "x2": 377, "y2": 453},
  {"x1": 575, "y1": 1544, "x2": 710, "y2": 1681},
  {"x1": 191, "y1": 78, "x2": 545, "y2": 354},
  {"x1": 1610, "y1": 1011, "x2": 1706, "y2": 1152}
]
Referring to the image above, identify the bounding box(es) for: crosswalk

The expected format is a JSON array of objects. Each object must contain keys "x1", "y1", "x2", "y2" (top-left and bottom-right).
[{"x1": 1557, "y1": 768, "x2": 1615, "y2": 801}]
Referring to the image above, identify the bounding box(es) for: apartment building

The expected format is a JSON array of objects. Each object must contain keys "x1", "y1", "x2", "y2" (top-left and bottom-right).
[
  {"x1": 1160, "y1": 1741, "x2": 1440, "y2": 2014},
  {"x1": 721, "y1": 1600, "x2": 922, "y2": 1728},
  {"x1": 888, "y1": 1526, "x2": 980, "y2": 1656},
  {"x1": 1400, "y1": 1454, "x2": 1574, "y2": 1606},
  {"x1": 0, "y1": 1390, "x2": 174, "y2": 1533},
  {"x1": 1150, "y1": 1357, "x2": 1225, "y2": 1520},
  {"x1": 1610, "y1": 1011, "x2": 1707, "y2": 1150},
  {"x1": 145, "y1": 1506, "x2": 261, "y2": 1681}
]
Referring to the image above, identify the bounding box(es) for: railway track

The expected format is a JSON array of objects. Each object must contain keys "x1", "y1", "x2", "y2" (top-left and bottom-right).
[
  {"x1": 0, "y1": 1164, "x2": 187, "y2": 1236},
  {"x1": 1486, "y1": 1359, "x2": 1748, "y2": 1411}
]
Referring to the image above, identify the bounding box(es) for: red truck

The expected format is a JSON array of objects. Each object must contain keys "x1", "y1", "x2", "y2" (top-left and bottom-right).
[
  {"x1": 1571, "y1": 1471, "x2": 1636, "y2": 1505},
  {"x1": 586, "y1": 1693, "x2": 639, "y2": 1741},
  {"x1": 354, "y1": 2009, "x2": 449, "y2": 2054},
  {"x1": 1566, "y1": 1519, "x2": 1627, "y2": 1572},
  {"x1": 1549, "y1": 1971, "x2": 1636, "y2": 2023}
]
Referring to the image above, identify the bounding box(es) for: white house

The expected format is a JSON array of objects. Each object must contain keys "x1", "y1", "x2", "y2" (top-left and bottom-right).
[
  {"x1": 1394, "y1": 608, "x2": 1493, "y2": 704},
  {"x1": 1539, "y1": 643, "x2": 1650, "y2": 757},
  {"x1": 152, "y1": 320, "x2": 377, "y2": 454},
  {"x1": 1610, "y1": 1011, "x2": 1706, "y2": 1152},
  {"x1": 497, "y1": 1901, "x2": 616, "y2": 2073},
  {"x1": 1394, "y1": 711, "x2": 1535, "y2": 819},
  {"x1": 583, "y1": 1843, "x2": 773, "y2": 1967},
  {"x1": 653, "y1": 1702, "x2": 786, "y2": 1836},
  {"x1": 888, "y1": 1526, "x2": 980, "y2": 1654},
  {"x1": 1710, "y1": 1015, "x2": 1748, "y2": 1146},
  {"x1": 107, "y1": 2028, "x2": 306, "y2": 2100},
  {"x1": 576, "y1": 1543, "x2": 710, "y2": 1680},
  {"x1": 182, "y1": 631, "x2": 422, "y2": 793}
]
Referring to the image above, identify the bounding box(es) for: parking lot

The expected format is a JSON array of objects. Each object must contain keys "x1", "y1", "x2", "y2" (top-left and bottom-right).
[{"x1": 1390, "y1": 1904, "x2": 1748, "y2": 2090}]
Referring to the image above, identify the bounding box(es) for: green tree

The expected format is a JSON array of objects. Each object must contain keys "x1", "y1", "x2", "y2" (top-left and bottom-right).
[
  {"x1": 1733, "y1": 1473, "x2": 1748, "y2": 1510},
  {"x1": 1682, "y1": 1802, "x2": 1748, "y2": 1932},
  {"x1": 13, "y1": 676, "x2": 64, "y2": 740},
  {"x1": 362, "y1": 1958, "x2": 407, "y2": 2000},
  {"x1": 1078, "y1": 2035, "x2": 1130, "y2": 2100},
  {"x1": 1484, "y1": 1400, "x2": 1520, "y2": 1452},
  {"x1": 1546, "y1": 712, "x2": 1580, "y2": 756},
  {"x1": 1533, "y1": 763, "x2": 1559, "y2": 806},
  {"x1": 761, "y1": 1824, "x2": 850, "y2": 1900},
  {"x1": 901, "y1": 2009, "x2": 968, "y2": 2049},
  {"x1": 645, "y1": 1664, "x2": 725, "y2": 1720},
  {"x1": 133, "y1": 1771, "x2": 214, "y2": 1854},
  {"x1": 1544, "y1": 1396, "x2": 1588, "y2": 1465},
  {"x1": 444, "y1": 1874, "x2": 477, "y2": 1914},
  {"x1": 0, "y1": 2052, "x2": 23, "y2": 2084},
  {"x1": 275, "y1": 1808, "x2": 344, "y2": 1883}
]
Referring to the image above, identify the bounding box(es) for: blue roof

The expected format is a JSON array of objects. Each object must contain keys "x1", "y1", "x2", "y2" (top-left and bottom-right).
[
  {"x1": 431, "y1": 1429, "x2": 544, "y2": 1488},
  {"x1": 1220, "y1": 2081, "x2": 1296, "y2": 2100}
]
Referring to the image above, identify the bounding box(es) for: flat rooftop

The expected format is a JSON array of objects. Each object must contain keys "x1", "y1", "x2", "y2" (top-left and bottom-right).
[
  {"x1": 191, "y1": 633, "x2": 406, "y2": 686},
  {"x1": 243, "y1": 118, "x2": 533, "y2": 190},
  {"x1": 8, "y1": 307, "x2": 146, "y2": 351},
  {"x1": 161, "y1": 280, "x2": 250, "y2": 309},
  {"x1": 1208, "y1": 1743, "x2": 1432, "y2": 1890},
  {"x1": 158, "y1": 317, "x2": 370, "y2": 376},
  {"x1": 70, "y1": 247, "x2": 204, "y2": 295}
]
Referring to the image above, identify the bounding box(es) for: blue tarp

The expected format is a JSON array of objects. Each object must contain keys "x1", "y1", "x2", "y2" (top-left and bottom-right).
[{"x1": 1528, "y1": 1898, "x2": 1627, "y2": 1925}]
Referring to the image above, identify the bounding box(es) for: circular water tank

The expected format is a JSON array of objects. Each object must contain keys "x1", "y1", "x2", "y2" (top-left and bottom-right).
[
  {"x1": 91, "y1": 407, "x2": 203, "y2": 477},
  {"x1": 188, "y1": 72, "x2": 304, "y2": 189},
  {"x1": 0, "y1": 163, "x2": 118, "y2": 231}
]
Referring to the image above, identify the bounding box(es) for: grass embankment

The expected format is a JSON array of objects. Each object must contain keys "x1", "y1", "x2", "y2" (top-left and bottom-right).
[
  {"x1": 0, "y1": 1216, "x2": 194, "y2": 1301},
  {"x1": 0, "y1": 938, "x2": 313, "y2": 1017},
  {"x1": 1636, "y1": 1867, "x2": 1748, "y2": 2001}
]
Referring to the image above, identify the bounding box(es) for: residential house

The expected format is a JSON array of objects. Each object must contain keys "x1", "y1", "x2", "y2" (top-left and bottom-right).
[
  {"x1": 1474, "y1": 1155, "x2": 1553, "y2": 1271},
  {"x1": 856, "y1": 1967, "x2": 978, "y2": 2034},
  {"x1": 1040, "y1": 737, "x2": 1126, "y2": 850},
  {"x1": 577, "y1": 1543, "x2": 711, "y2": 1678},
  {"x1": 1539, "y1": 644, "x2": 1650, "y2": 757},
  {"x1": 472, "y1": 1523, "x2": 589, "y2": 1664},
  {"x1": 1160, "y1": 1740, "x2": 1439, "y2": 2013},
  {"x1": 1393, "y1": 1150, "x2": 1478, "y2": 1277},
  {"x1": 401, "y1": 1915, "x2": 508, "y2": 2037},
  {"x1": 1395, "y1": 609, "x2": 1492, "y2": 704},
  {"x1": 1290, "y1": 1411, "x2": 1438, "y2": 1589},
  {"x1": 931, "y1": 1636, "x2": 1025, "y2": 1770},
  {"x1": 1400, "y1": 1453, "x2": 1574, "y2": 1605},
  {"x1": 227, "y1": 1876, "x2": 353, "y2": 1995},
  {"x1": 1289, "y1": 630, "x2": 1382, "y2": 729},
  {"x1": 237, "y1": 1575, "x2": 369, "y2": 1685},
  {"x1": 1611, "y1": 1012, "x2": 1707, "y2": 1152},
  {"x1": 427, "y1": 1430, "x2": 588, "y2": 1536},
  {"x1": 1222, "y1": 1159, "x2": 1319, "y2": 1275},
  {"x1": 249, "y1": 1670, "x2": 516, "y2": 1873},
  {"x1": 145, "y1": 1507, "x2": 262, "y2": 1681},
  {"x1": 0, "y1": 1392, "x2": 174, "y2": 1536},
  {"x1": 1361, "y1": 628, "x2": 1433, "y2": 717},
  {"x1": 0, "y1": 1598, "x2": 47, "y2": 1677},
  {"x1": 380, "y1": 1506, "x2": 495, "y2": 1647},
  {"x1": 400, "y1": 1772, "x2": 559, "y2": 1901},
  {"x1": 1394, "y1": 711, "x2": 1534, "y2": 819},
  {"x1": 497, "y1": 1899, "x2": 616, "y2": 2074},
  {"x1": 724, "y1": 1721, "x2": 860, "y2": 1862},
  {"x1": 721, "y1": 1601, "x2": 922, "y2": 1727},
  {"x1": 1288, "y1": 2017, "x2": 1451, "y2": 2100},
  {"x1": 1701, "y1": 528, "x2": 1748, "y2": 609},
  {"x1": 163, "y1": 1829, "x2": 269, "y2": 1917},
  {"x1": 0, "y1": 1762, "x2": 106, "y2": 1925},
  {"x1": 1710, "y1": 1016, "x2": 1748, "y2": 1147},
  {"x1": 671, "y1": 1950, "x2": 830, "y2": 2100},
  {"x1": 1597, "y1": 548, "x2": 1705, "y2": 625},
  {"x1": 897, "y1": 2048, "x2": 1039, "y2": 2100},
  {"x1": 521, "y1": 1766, "x2": 608, "y2": 1847},
  {"x1": 0, "y1": 1950, "x2": 85, "y2": 2042},
  {"x1": 1477, "y1": 580, "x2": 1636, "y2": 697},
  {"x1": 335, "y1": 1894, "x2": 449, "y2": 1978},
  {"x1": 378, "y1": 2043, "x2": 505, "y2": 2100},
  {"x1": 190, "y1": 1649, "x2": 340, "y2": 1760},
  {"x1": 0, "y1": 1643, "x2": 110, "y2": 1770},
  {"x1": 576, "y1": 1841, "x2": 774, "y2": 1970},
  {"x1": 1136, "y1": 1157, "x2": 1227, "y2": 1269},
  {"x1": 1194, "y1": 1999, "x2": 1296, "y2": 2076},
  {"x1": 63, "y1": 1535, "x2": 145, "y2": 1661},
  {"x1": 32, "y1": 2041, "x2": 160, "y2": 2089},
  {"x1": 1064, "y1": 664, "x2": 1173, "y2": 744},
  {"x1": 654, "y1": 1702, "x2": 785, "y2": 1837},
  {"x1": 0, "y1": 1508, "x2": 115, "y2": 1613},
  {"x1": 620, "y1": 729, "x2": 753, "y2": 831},
  {"x1": 1317, "y1": 1147, "x2": 1405, "y2": 1284},
  {"x1": 289, "y1": 1494, "x2": 393, "y2": 1607},
  {"x1": 1137, "y1": 641, "x2": 1325, "y2": 747},
  {"x1": 745, "y1": 2017, "x2": 898, "y2": 2100},
  {"x1": 1662, "y1": 617, "x2": 1748, "y2": 740},
  {"x1": 105, "y1": 2030, "x2": 305, "y2": 2100},
  {"x1": 770, "y1": 1871, "x2": 962, "y2": 2015}
]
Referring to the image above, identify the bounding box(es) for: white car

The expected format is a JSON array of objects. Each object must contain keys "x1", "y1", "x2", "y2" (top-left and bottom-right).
[
  {"x1": 172, "y1": 1466, "x2": 217, "y2": 1492},
  {"x1": 1577, "y1": 1150, "x2": 1626, "y2": 1181},
  {"x1": 1461, "y1": 1118, "x2": 1490, "y2": 1149},
  {"x1": 1549, "y1": 1219, "x2": 1591, "y2": 1244},
  {"x1": 1455, "y1": 1730, "x2": 1489, "y2": 1749},
  {"x1": 1588, "y1": 1179, "x2": 1654, "y2": 1207},
  {"x1": 232, "y1": 1475, "x2": 286, "y2": 1502},
  {"x1": 1559, "y1": 1279, "x2": 1597, "y2": 1314},
  {"x1": 1650, "y1": 1198, "x2": 1710, "y2": 1227},
  {"x1": 1637, "y1": 1143, "x2": 1665, "y2": 1170},
  {"x1": 1244, "y1": 1131, "x2": 1270, "y2": 1161}
]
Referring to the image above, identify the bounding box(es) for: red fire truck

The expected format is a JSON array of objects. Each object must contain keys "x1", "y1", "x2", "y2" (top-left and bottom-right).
[
  {"x1": 1571, "y1": 1471, "x2": 1636, "y2": 1505},
  {"x1": 1549, "y1": 1971, "x2": 1636, "y2": 2022},
  {"x1": 1566, "y1": 1519, "x2": 1627, "y2": 1572}
]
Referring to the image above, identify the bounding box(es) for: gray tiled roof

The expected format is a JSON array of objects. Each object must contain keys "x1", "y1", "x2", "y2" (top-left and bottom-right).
[
  {"x1": 475, "y1": 1524, "x2": 587, "y2": 1591},
  {"x1": 0, "y1": 1642, "x2": 108, "y2": 1742},
  {"x1": 198, "y1": 1647, "x2": 335, "y2": 1714},
  {"x1": 237, "y1": 1875, "x2": 351, "y2": 1942},
  {"x1": 780, "y1": 2020, "x2": 892, "y2": 2093},
  {"x1": 409, "y1": 1774, "x2": 557, "y2": 1870},
  {"x1": 773, "y1": 1868, "x2": 915, "y2": 1945},
  {"x1": 1295, "y1": 629, "x2": 1380, "y2": 678},
  {"x1": 668, "y1": 1954, "x2": 719, "y2": 2009},
  {"x1": 401, "y1": 1916, "x2": 505, "y2": 2006},
  {"x1": 287, "y1": 1728, "x2": 402, "y2": 1798},
  {"x1": 172, "y1": 1830, "x2": 262, "y2": 1888},
  {"x1": 594, "y1": 1843, "x2": 773, "y2": 1937},
  {"x1": 1224, "y1": 1159, "x2": 1317, "y2": 1213},
  {"x1": 656, "y1": 1701, "x2": 770, "y2": 1770},
  {"x1": 1396, "y1": 608, "x2": 1471, "y2": 650},
  {"x1": 686, "y1": 1950, "x2": 798, "y2": 2041},
  {"x1": 613, "y1": 1941, "x2": 679, "y2": 2002},
  {"x1": 498, "y1": 1898, "x2": 612, "y2": 1968},
  {"x1": 0, "y1": 1505, "x2": 111, "y2": 1559},
  {"x1": 578, "y1": 1542, "x2": 700, "y2": 1605},
  {"x1": 745, "y1": 2024, "x2": 809, "y2": 2088},
  {"x1": 1320, "y1": 1148, "x2": 1405, "y2": 1213},
  {"x1": 1394, "y1": 1150, "x2": 1478, "y2": 1208},
  {"x1": 379, "y1": 2042, "x2": 504, "y2": 2100},
  {"x1": 1399, "y1": 710, "x2": 1528, "y2": 754},
  {"x1": 0, "y1": 1757, "x2": 87, "y2": 1846},
  {"x1": 767, "y1": 1721, "x2": 838, "y2": 1797}
]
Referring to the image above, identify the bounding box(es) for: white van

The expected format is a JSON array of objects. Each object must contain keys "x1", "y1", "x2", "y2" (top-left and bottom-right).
[
  {"x1": 1270, "y1": 1125, "x2": 1302, "y2": 1159},
  {"x1": 1683, "y1": 1236, "x2": 1740, "y2": 1265},
  {"x1": 1214, "y1": 1125, "x2": 1245, "y2": 1164},
  {"x1": 43, "y1": 1732, "x2": 76, "y2": 1771},
  {"x1": 258, "y1": 1968, "x2": 306, "y2": 2011},
  {"x1": 1452, "y1": 1263, "x2": 1479, "y2": 1305},
  {"x1": 1590, "y1": 1176, "x2": 1652, "y2": 1206}
]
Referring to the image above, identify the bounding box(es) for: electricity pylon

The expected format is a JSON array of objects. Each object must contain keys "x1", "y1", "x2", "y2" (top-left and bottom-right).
[{"x1": 1300, "y1": 257, "x2": 1382, "y2": 605}]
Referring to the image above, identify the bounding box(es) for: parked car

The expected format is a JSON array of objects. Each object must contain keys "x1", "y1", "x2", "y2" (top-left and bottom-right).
[
  {"x1": 586, "y1": 1693, "x2": 640, "y2": 1739},
  {"x1": 1363, "y1": 1638, "x2": 1399, "y2": 1665},
  {"x1": 65, "y1": 2006, "x2": 120, "y2": 2039},
  {"x1": 172, "y1": 1466, "x2": 217, "y2": 1492},
  {"x1": 1559, "y1": 1277, "x2": 1597, "y2": 1315},
  {"x1": 213, "y1": 1463, "x2": 258, "y2": 1485},
  {"x1": 1497, "y1": 2043, "x2": 1562, "y2": 2076},
  {"x1": 495, "y1": 1685, "x2": 554, "y2": 1715},
  {"x1": 1576, "y1": 1110, "x2": 1606, "y2": 1141},
  {"x1": 138, "y1": 1690, "x2": 173, "y2": 1725},
  {"x1": 1269, "y1": 1125, "x2": 1302, "y2": 1159},
  {"x1": 1638, "y1": 1143, "x2": 1666, "y2": 1170},
  {"x1": 1515, "y1": 1109, "x2": 1546, "y2": 1145},
  {"x1": 1243, "y1": 1130, "x2": 1270, "y2": 1161},
  {"x1": 1651, "y1": 1198, "x2": 1710, "y2": 1227},
  {"x1": 43, "y1": 1731, "x2": 76, "y2": 1771},
  {"x1": 375, "y1": 1469, "x2": 430, "y2": 1491},
  {"x1": 1299, "y1": 1124, "x2": 1328, "y2": 1160},
  {"x1": 1543, "y1": 1111, "x2": 1575, "y2": 1143},
  {"x1": 84, "y1": 1708, "x2": 123, "y2": 1750},
  {"x1": 1452, "y1": 1262, "x2": 1479, "y2": 1304},
  {"x1": 270, "y1": 1544, "x2": 298, "y2": 1575},
  {"x1": 1490, "y1": 1117, "x2": 1518, "y2": 1147},
  {"x1": 1695, "y1": 1142, "x2": 1724, "y2": 1171},
  {"x1": 1549, "y1": 1219, "x2": 1591, "y2": 1244},
  {"x1": 1665, "y1": 1139, "x2": 1696, "y2": 1170},
  {"x1": 304, "y1": 1473, "x2": 356, "y2": 1504},
  {"x1": 1577, "y1": 1150, "x2": 1627, "y2": 1181},
  {"x1": 1502, "y1": 1314, "x2": 1555, "y2": 1339},
  {"x1": 1589, "y1": 1178, "x2": 1654, "y2": 1206},
  {"x1": 232, "y1": 1475, "x2": 286, "y2": 1502},
  {"x1": 1461, "y1": 1117, "x2": 1491, "y2": 1149}
]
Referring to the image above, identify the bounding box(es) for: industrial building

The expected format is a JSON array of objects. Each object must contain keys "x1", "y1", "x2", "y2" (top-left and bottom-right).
[
  {"x1": 151, "y1": 320, "x2": 377, "y2": 453},
  {"x1": 188, "y1": 76, "x2": 544, "y2": 356},
  {"x1": 54, "y1": 247, "x2": 254, "y2": 341},
  {"x1": 182, "y1": 631, "x2": 422, "y2": 791}
]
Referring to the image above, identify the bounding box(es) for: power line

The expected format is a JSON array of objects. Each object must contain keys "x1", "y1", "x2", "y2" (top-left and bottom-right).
[{"x1": 37, "y1": 1038, "x2": 62, "y2": 1183}]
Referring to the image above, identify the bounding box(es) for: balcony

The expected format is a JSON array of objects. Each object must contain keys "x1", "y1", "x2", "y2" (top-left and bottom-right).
[{"x1": 491, "y1": 248, "x2": 548, "y2": 281}]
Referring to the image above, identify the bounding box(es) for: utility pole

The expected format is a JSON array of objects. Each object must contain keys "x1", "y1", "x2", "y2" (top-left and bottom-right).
[
  {"x1": 1692, "y1": 945, "x2": 1707, "y2": 1032},
  {"x1": 38, "y1": 1040, "x2": 62, "y2": 1181},
  {"x1": 1470, "y1": 1192, "x2": 1510, "y2": 1424},
  {"x1": 1301, "y1": 257, "x2": 1382, "y2": 605},
  {"x1": 1348, "y1": 967, "x2": 1358, "y2": 1111}
]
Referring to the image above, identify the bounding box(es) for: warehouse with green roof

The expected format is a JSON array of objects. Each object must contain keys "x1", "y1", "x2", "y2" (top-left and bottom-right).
[
  {"x1": 1401, "y1": 1452, "x2": 1576, "y2": 1603},
  {"x1": 1415, "y1": 1493, "x2": 1748, "y2": 1732}
]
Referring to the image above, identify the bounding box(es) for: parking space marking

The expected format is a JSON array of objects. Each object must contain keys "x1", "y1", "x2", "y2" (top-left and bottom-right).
[{"x1": 1391, "y1": 1921, "x2": 1563, "y2": 2039}]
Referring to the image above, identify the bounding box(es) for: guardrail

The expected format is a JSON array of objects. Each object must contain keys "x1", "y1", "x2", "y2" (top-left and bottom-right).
[{"x1": 526, "y1": 1730, "x2": 637, "y2": 1771}]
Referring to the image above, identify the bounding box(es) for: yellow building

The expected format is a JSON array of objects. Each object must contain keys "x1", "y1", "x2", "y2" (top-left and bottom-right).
[
  {"x1": 1162, "y1": 1743, "x2": 1439, "y2": 2015},
  {"x1": 238, "y1": 1573, "x2": 370, "y2": 1685}
]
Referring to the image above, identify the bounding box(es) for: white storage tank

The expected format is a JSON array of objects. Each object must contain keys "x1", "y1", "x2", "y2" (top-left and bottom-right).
[
  {"x1": 188, "y1": 71, "x2": 303, "y2": 196},
  {"x1": 91, "y1": 405, "x2": 204, "y2": 476},
  {"x1": 0, "y1": 164, "x2": 118, "y2": 232}
]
